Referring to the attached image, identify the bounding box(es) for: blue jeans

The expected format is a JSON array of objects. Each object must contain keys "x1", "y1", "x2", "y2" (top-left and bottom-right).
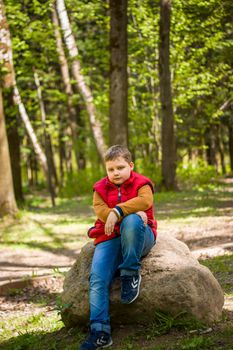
[{"x1": 89, "y1": 214, "x2": 156, "y2": 334}]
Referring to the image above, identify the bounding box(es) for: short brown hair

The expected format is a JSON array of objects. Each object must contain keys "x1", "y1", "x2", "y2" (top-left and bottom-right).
[{"x1": 104, "y1": 145, "x2": 132, "y2": 164}]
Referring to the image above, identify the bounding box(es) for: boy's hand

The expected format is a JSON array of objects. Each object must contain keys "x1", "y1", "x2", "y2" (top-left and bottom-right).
[
  {"x1": 105, "y1": 211, "x2": 118, "y2": 235},
  {"x1": 136, "y1": 211, "x2": 147, "y2": 226}
]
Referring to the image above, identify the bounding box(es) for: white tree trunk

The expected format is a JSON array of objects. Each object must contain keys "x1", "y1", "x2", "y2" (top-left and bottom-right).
[
  {"x1": 56, "y1": 0, "x2": 106, "y2": 162},
  {"x1": 13, "y1": 85, "x2": 48, "y2": 174},
  {"x1": 52, "y1": 7, "x2": 79, "y2": 166},
  {"x1": 0, "y1": 0, "x2": 48, "y2": 175}
]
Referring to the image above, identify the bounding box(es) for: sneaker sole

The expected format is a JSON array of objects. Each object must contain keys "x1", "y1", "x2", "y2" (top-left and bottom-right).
[
  {"x1": 97, "y1": 339, "x2": 113, "y2": 348},
  {"x1": 121, "y1": 274, "x2": 142, "y2": 304}
]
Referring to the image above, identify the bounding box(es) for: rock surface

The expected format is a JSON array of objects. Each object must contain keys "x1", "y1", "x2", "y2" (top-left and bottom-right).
[{"x1": 61, "y1": 233, "x2": 224, "y2": 327}]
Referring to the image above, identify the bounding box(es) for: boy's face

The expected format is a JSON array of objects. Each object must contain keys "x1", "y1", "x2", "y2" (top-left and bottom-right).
[{"x1": 106, "y1": 157, "x2": 134, "y2": 185}]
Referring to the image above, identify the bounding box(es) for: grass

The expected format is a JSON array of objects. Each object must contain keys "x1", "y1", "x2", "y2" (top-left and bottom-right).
[{"x1": 0, "y1": 178, "x2": 233, "y2": 349}]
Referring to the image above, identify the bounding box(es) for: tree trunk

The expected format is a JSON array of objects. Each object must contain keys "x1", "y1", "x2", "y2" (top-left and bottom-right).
[
  {"x1": 109, "y1": 0, "x2": 128, "y2": 146},
  {"x1": 13, "y1": 85, "x2": 49, "y2": 174},
  {"x1": 215, "y1": 124, "x2": 226, "y2": 174},
  {"x1": 205, "y1": 125, "x2": 217, "y2": 168},
  {"x1": 0, "y1": 88, "x2": 18, "y2": 216},
  {"x1": 0, "y1": 0, "x2": 49, "y2": 178},
  {"x1": 34, "y1": 71, "x2": 56, "y2": 206},
  {"x1": 56, "y1": 0, "x2": 106, "y2": 162},
  {"x1": 52, "y1": 6, "x2": 86, "y2": 170},
  {"x1": 229, "y1": 121, "x2": 233, "y2": 172},
  {"x1": 158, "y1": 0, "x2": 177, "y2": 190},
  {"x1": 5, "y1": 91, "x2": 24, "y2": 202}
]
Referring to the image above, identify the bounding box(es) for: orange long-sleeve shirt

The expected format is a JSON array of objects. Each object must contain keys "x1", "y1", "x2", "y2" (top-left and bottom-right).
[{"x1": 93, "y1": 184, "x2": 153, "y2": 222}]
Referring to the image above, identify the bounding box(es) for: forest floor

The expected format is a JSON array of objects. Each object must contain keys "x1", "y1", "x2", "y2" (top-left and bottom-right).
[{"x1": 0, "y1": 177, "x2": 233, "y2": 350}]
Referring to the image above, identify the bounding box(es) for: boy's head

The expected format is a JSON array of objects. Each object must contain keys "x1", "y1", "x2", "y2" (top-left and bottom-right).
[{"x1": 104, "y1": 145, "x2": 134, "y2": 185}]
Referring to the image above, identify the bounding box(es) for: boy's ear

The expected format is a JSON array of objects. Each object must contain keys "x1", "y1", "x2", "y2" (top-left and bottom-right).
[{"x1": 130, "y1": 162, "x2": 134, "y2": 170}]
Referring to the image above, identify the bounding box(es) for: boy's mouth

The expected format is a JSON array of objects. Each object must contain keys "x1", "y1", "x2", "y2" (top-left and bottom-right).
[{"x1": 114, "y1": 177, "x2": 121, "y2": 181}]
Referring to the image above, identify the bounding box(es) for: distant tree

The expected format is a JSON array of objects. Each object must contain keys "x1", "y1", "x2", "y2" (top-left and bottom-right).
[
  {"x1": 0, "y1": 88, "x2": 18, "y2": 216},
  {"x1": 0, "y1": 0, "x2": 48, "y2": 175},
  {"x1": 52, "y1": 6, "x2": 86, "y2": 170},
  {"x1": 56, "y1": 0, "x2": 107, "y2": 162},
  {"x1": 109, "y1": 0, "x2": 128, "y2": 146},
  {"x1": 5, "y1": 92, "x2": 23, "y2": 202},
  {"x1": 159, "y1": 0, "x2": 177, "y2": 190}
]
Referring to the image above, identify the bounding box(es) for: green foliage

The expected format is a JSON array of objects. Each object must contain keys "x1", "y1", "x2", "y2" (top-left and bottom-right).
[
  {"x1": 201, "y1": 254, "x2": 233, "y2": 293},
  {"x1": 2, "y1": 0, "x2": 232, "y2": 196},
  {"x1": 177, "y1": 160, "x2": 217, "y2": 188},
  {"x1": 59, "y1": 168, "x2": 104, "y2": 197},
  {"x1": 135, "y1": 158, "x2": 162, "y2": 186},
  {"x1": 179, "y1": 335, "x2": 214, "y2": 349},
  {"x1": 147, "y1": 310, "x2": 204, "y2": 338}
]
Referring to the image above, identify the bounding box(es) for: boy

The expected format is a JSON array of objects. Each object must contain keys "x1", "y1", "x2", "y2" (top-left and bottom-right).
[{"x1": 80, "y1": 145, "x2": 157, "y2": 350}]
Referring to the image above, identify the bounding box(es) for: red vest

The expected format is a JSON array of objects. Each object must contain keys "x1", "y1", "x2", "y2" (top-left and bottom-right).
[{"x1": 88, "y1": 171, "x2": 157, "y2": 245}]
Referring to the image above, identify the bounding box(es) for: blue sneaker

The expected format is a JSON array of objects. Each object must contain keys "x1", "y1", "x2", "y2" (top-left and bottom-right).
[
  {"x1": 120, "y1": 274, "x2": 142, "y2": 304},
  {"x1": 79, "y1": 330, "x2": 113, "y2": 350}
]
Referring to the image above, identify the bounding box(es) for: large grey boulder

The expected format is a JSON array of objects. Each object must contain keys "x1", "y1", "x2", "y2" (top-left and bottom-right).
[{"x1": 61, "y1": 233, "x2": 224, "y2": 327}]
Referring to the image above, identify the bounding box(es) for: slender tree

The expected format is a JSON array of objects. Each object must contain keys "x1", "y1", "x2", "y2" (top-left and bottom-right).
[
  {"x1": 109, "y1": 0, "x2": 128, "y2": 146},
  {"x1": 56, "y1": 0, "x2": 107, "y2": 162},
  {"x1": 0, "y1": 88, "x2": 18, "y2": 216},
  {"x1": 52, "y1": 6, "x2": 86, "y2": 170},
  {"x1": 158, "y1": 0, "x2": 177, "y2": 190},
  {"x1": 34, "y1": 71, "x2": 57, "y2": 206},
  {"x1": 4, "y1": 87, "x2": 23, "y2": 202},
  {"x1": 0, "y1": 0, "x2": 48, "y2": 176}
]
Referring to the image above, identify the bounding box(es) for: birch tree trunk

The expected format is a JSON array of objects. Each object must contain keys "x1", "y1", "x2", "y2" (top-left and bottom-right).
[
  {"x1": 52, "y1": 7, "x2": 85, "y2": 170},
  {"x1": 109, "y1": 0, "x2": 128, "y2": 146},
  {"x1": 0, "y1": 88, "x2": 18, "y2": 216},
  {"x1": 0, "y1": 0, "x2": 48, "y2": 176},
  {"x1": 56, "y1": 0, "x2": 106, "y2": 162},
  {"x1": 159, "y1": 0, "x2": 177, "y2": 190}
]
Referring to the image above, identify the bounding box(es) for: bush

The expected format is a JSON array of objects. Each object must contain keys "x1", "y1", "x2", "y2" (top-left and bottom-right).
[
  {"x1": 177, "y1": 160, "x2": 216, "y2": 188},
  {"x1": 59, "y1": 168, "x2": 104, "y2": 198}
]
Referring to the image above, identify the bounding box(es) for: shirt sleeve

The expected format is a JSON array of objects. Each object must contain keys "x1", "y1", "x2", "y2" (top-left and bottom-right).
[
  {"x1": 93, "y1": 184, "x2": 154, "y2": 222},
  {"x1": 93, "y1": 191, "x2": 112, "y2": 223},
  {"x1": 117, "y1": 184, "x2": 153, "y2": 216}
]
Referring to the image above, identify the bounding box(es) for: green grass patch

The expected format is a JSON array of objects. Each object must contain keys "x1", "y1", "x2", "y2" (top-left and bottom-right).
[{"x1": 201, "y1": 254, "x2": 233, "y2": 294}]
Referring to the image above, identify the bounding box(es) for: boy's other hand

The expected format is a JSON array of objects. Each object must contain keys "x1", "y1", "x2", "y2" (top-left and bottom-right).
[
  {"x1": 105, "y1": 211, "x2": 118, "y2": 235},
  {"x1": 136, "y1": 211, "x2": 147, "y2": 226}
]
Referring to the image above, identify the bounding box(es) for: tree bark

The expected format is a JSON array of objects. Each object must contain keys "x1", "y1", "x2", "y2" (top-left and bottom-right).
[
  {"x1": 229, "y1": 121, "x2": 233, "y2": 172},
  {"x1": 34, "y1": 71, "x2": 56, "y2": 206},
  {"x1": 0, "y1": 0, "x2": 49, "y2": 178},
  {"x1": 109, "y1": 0, "x2": 128, "y2": 146},
  {"x1": 0, "y1": 88, "x2": 18, "y2": 216},
  {"x1": 13, "y1": 86, "x2": 49, "y2": 174},
  {"x1": 159, "y1": 0, "x2": 177, "y2": 190},
  {"x1": 5, "y1": 89, "x2": 24, "y2": 202},
  {"x1": 52, "y1": 6, "x2": 86, "y2": 170},
  {"x1": 205, "y1": 125, "x2": 217, "y2": 168},
  {"x1": 215, "y1": 124, "x2": 226, "y2": 174},
  {"x1": 56, "y1": 0, "x2": 106, "y2": 162}
]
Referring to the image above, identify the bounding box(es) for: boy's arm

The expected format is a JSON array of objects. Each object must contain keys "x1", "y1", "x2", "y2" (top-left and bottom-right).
[
  {"x1": 115, "y1": 185, "x2": 153, "y2": 217},
  {"x1": 93, "y1": 184, "x2": 153, "y2": 222},
  {"x1": 93, "y1": 191, "x2": 112, "y2": 222}
]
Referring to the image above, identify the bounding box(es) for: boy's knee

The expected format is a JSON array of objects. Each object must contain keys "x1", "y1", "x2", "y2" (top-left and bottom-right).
[{"x1": 121, "y1": 213, "x2": 142, "y2": 228}]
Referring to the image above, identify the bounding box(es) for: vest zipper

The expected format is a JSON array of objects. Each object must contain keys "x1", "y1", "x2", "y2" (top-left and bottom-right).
[{"x1": 118, "y1": 186, "x2": 121, "y2": 203}]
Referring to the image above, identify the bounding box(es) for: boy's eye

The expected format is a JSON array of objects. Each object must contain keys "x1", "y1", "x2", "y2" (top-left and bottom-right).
[{"x1": 118, "y1": 166, "x2": 124, "y2": 170}]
